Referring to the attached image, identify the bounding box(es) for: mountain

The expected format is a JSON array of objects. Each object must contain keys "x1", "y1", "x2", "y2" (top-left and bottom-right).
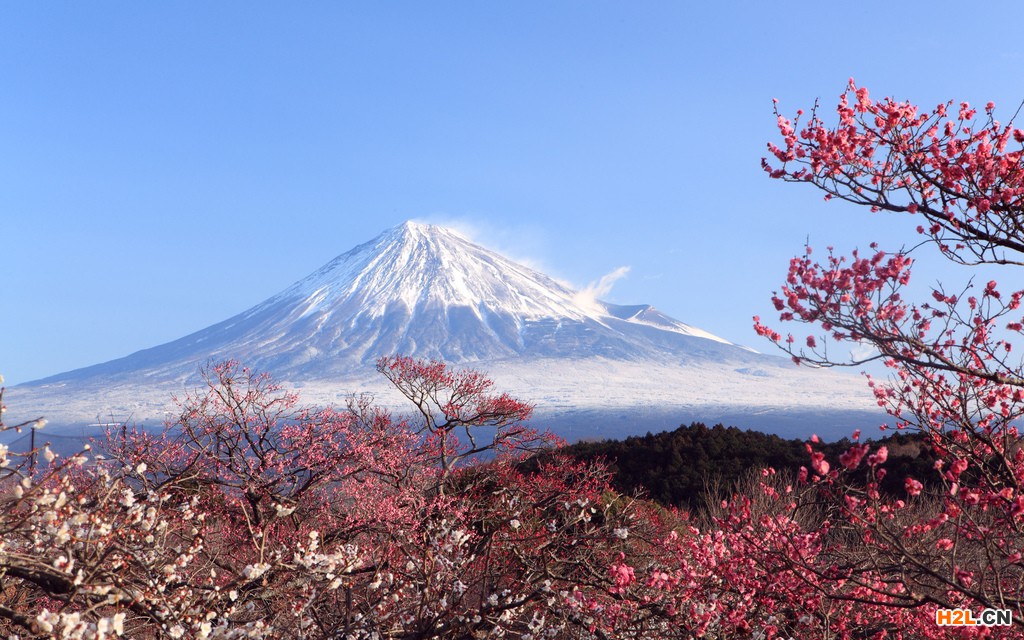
[
  {"x1": 30, "y1": 221, "x2": 751, "y2": 381},
  {"x1": 7, "y1": 221, "x2": 885, "y2": 442}
]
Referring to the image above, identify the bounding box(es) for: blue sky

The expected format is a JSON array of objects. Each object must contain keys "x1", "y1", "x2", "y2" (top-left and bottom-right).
[{"x1": 3, "y1": 2, "x2": 1022, "y2": 384}]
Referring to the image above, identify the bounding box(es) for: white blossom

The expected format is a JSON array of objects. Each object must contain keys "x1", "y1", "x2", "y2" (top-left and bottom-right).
[{"x1": 243, "y1": 563, "x2": 270, "y2": 580}]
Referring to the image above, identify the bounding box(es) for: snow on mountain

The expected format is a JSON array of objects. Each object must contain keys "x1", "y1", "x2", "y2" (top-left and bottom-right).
[
  {"x1": 26, "y1": 221, "x2": 760, "y2": 381},
  {"x1": 6, "y1": 221, "x2": 884, "y2": 442}
]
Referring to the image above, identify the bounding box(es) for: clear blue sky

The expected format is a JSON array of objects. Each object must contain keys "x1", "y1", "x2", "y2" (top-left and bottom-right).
[{"x1": 3, "y1": 2, "x2": 1022, "y2": 384}]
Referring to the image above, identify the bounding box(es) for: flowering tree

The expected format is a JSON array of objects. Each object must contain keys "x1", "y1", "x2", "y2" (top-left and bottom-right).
[
  {"x1": 3, "y1": 359, "x2": 712, "y2": 639},
  {"x1": 375, "y1": 355, "x2": 551, "y2": 485},
  {"x1": 7, "y1": 351, "x2": 1008, "y2": 638},
  {"x1": 0, "y1": 382, "x2": 232, "y2": 638},
  {"x1": 757, "y1": 79, "x2": 1024, "y2": 629}
]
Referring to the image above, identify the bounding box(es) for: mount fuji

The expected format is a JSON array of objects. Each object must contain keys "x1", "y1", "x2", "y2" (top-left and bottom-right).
[{"x1": 7, "y1": 221, "x2": 885, "y2": 443}]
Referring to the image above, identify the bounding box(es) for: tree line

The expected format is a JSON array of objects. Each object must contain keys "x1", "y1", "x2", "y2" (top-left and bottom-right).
[{"x1": 551, "y1": 422, "x2": 938, "y2": 512}]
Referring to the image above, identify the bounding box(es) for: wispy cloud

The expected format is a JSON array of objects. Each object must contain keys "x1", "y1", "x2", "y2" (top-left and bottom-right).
[{"x1": 573, "y1": 266, "x2": 631, "y2": 314}]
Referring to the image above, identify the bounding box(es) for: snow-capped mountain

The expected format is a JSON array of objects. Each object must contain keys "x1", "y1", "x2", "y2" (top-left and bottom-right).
[
  {"x1": 29, "y1": 221, "x2": 758, "y2": 381},
  {"x1": 8, "y1": 221, "x2": 885, "y2": 441}
]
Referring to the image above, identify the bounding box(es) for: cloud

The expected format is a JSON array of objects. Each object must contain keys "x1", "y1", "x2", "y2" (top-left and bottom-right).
[
  {"x1": 849, "y1": 340, "x2": 878, "y2": 362},
  {"x1": 573, "y1": 266, "x2": 631, "y2": 314}
]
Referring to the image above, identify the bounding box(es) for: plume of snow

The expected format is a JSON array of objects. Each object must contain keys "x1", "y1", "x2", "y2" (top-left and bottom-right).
[
  {"x1": 418, "y1": 216, "x2": 554, "y2": 274},
  {"x1": 850, "y1": 340, "x2": 878, "y2": 362},
  {"x1": 573, "y1": 266, "x2": 631, "y2": 315}
]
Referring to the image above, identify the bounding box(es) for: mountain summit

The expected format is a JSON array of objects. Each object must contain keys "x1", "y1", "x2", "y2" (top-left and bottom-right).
[
  {"x1": 12, "y1": 221, "x2": 882, "y2": 440},
  {"x1": 36, "y1": 221, "x2": 747, "y2": 382}
]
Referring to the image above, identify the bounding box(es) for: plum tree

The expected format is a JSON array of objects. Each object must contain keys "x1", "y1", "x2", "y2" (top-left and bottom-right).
[{"x1": 758, "y1": 79, "x2": 1024, "y2": 628}]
